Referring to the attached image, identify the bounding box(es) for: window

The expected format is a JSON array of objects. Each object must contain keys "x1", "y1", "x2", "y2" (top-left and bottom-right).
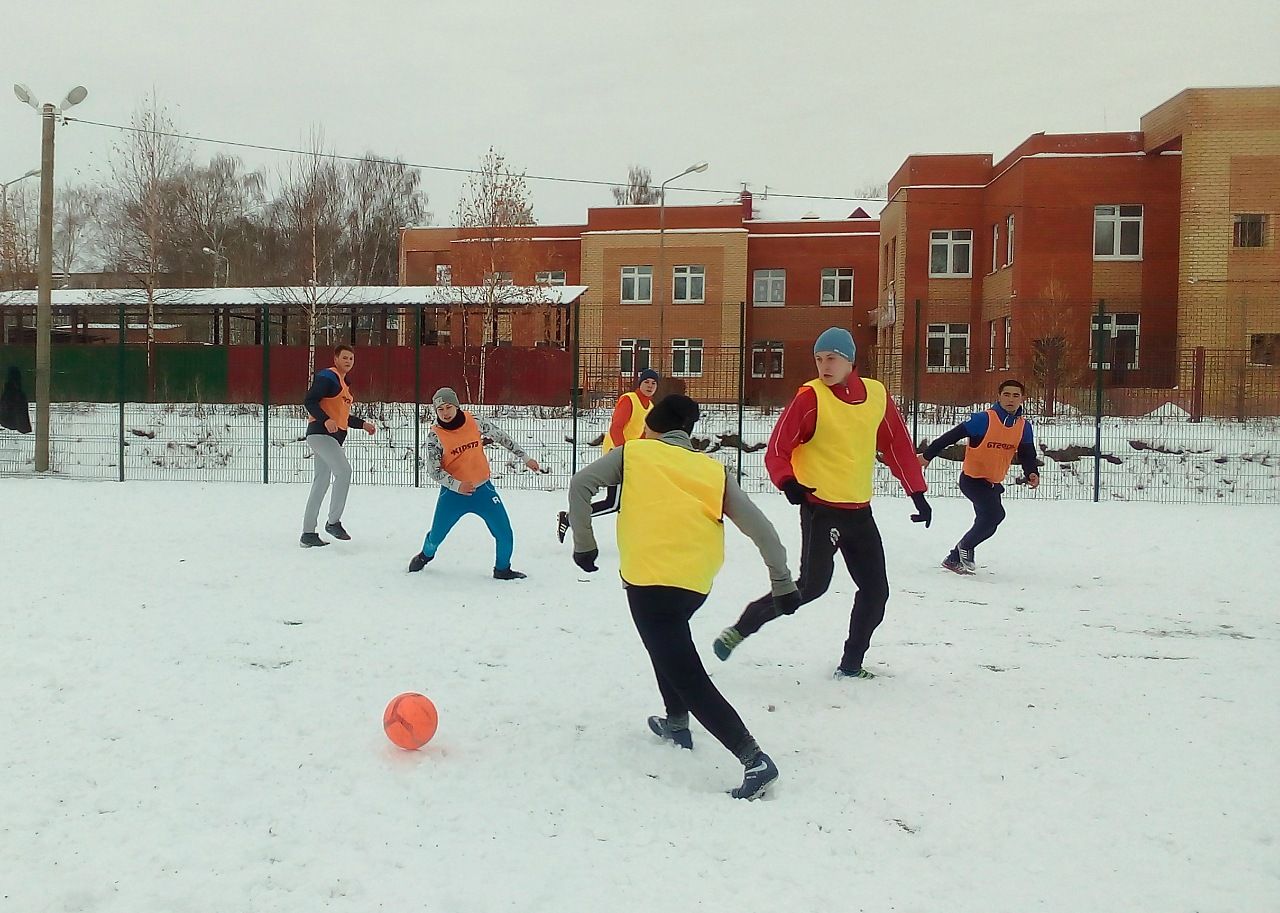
[
  {"x1": 991, "y1": 224, "x2": 1000, "y2": 273},
  {"x1": 671, "y1": 338, "x2": 704, "y2": 377},
  {"x1": 927, "y1": 323, "x2": 970, "y2": 373},
  {"x1": 929, "y1": 230, "x2": 973, "y2": 277},
  {"x1": 751, "y1": 340, "x2": 785, "y2": 378},
  {"x1": 1002, "y1": 317, "x2": 1012, "y2": 370},
  {"x1": 620, "y1": 265, "x2": 652, "y2": 303},
  {"x1": 988, "y1": 320, "x2": 997, "y2": 370},
  {"x1": 484, "y1": 271, "x2": 513, "y2": 286},
  {"x1": 673, "y1": 265, "x2": 705, "y2": 303},
  {"x1": 619, "y1": 338, "x2": 652, "y2": 376},
  {"x1": 1006, "y1": 215, "x2": 1015, "y2": 265},
  {"x1": 1250, "y1": 334, "x2": 1280, "y2": 366},
  {"x1": 753, "y1": 269, "x2": 786, "y2": 306},
  {"x1": 435, "y1": 264, "x2": 452, "y2": 286},
  {"x1": 1234, "y1": 214, "x2": 1266, "y2": 248},
  {"x1": 1090, "y1": 313, "x2": 1140, "y2": 370},
  {"x1": 1094, "y1": 205, "x2": 1143, "y2": 259},
  {"x1": 821, "y1": 268, "x2": 854, "y2": 305},
  {"x1": 536, "y1": 270, "x2": 567, "y2": 286}
]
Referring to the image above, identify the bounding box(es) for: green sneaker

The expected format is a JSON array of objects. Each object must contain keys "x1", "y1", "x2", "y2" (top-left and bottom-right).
[
  {"x1": 713, "y1": 627, "x2": 744, "y2": 661},
  {"x1": 833, "y1": 666, "x2": 876, "y2": 680}
]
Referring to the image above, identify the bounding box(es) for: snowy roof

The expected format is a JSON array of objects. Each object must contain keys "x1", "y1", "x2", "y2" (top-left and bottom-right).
[
  {"x1": 0, "y1": 285, "x2": 589, "y2": 309},
  {"x1": 744, "y1": 195, "x2": 884, "y2": 222}
]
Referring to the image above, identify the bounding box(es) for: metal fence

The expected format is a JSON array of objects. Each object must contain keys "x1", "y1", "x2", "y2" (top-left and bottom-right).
[{"x1": 0, "y1": 300, "x2": 1277, "y2": 504}]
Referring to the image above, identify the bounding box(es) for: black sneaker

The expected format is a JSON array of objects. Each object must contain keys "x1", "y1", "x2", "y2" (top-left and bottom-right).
[
  {"x1": 408, "y1": 552, "x2": 432, "y2": 573},
  {"x1": 647, "y1": 715, "x2": 693, "y2": 750},
  {"x1": 556, "y1": 511, "x2": 570, "y2": 544},
  {"x1": 958, "y1": 546, "x2": 977, "y2": 574},
  {"x1": 324, "y1": 521, "x2": 351, "y2": 541},
  {"x1": 300, "y1": 533, "x2": 328, "y2": 548},
  {"x1": 493, "y1": 567, "x2": 527, "y2": 580},
  {"x1": 942, "y1": 552, "x2": 971, "y2": 575},
  {"x1": 731, "y1": 752, "x2": 778, "y2": 800},
  {"x1": 833, "y1": 666, "x2": 877, "y2": 680}
]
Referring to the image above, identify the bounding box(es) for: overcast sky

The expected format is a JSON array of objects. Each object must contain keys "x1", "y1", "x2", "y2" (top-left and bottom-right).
[{"x1": 3, "y1": 0, "x2": 1278, "y2": 226}]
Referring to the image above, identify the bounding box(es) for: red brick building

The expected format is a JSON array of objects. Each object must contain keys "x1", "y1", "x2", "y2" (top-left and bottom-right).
[{"x1": 400, "y1": 194, "x2": 879, "y2": 404}]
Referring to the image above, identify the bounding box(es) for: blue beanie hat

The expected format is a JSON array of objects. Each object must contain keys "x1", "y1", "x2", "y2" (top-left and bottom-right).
[
  {"x1": 814, "y1": 327, "x2": 856, "y2": 363},
  {"x1": 637, "y1": 368, "x2": 660, "y2": 385}
]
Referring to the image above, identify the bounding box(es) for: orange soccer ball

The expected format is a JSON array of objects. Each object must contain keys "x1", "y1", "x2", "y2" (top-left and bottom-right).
[{"x1": 383, "y1": 692, "x2": 439, "y2": 750}]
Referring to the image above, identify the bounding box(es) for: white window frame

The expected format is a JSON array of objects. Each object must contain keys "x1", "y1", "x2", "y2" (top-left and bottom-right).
[
  {"x1": 1233, "y1": 214, "x2": 1266, "y2": 249},
  {"x1": 536, "y1": 270, "x2": 567, "y2": 286},
  {"x1": 671, "y1": 338, "x2": 704, "y2": 378},
  {"x1": 484, "y1": 271, "x2": 513, "y2": 286},
  {"x1": 673, "y1": 265, "x2": 705, "y2": 304},
  {"x1": 619, "y1": 337, "x2": 652, "y2": 376},
  {"x1": 753, "y1": 269, "x2": 786, "y2": 307},
  {"x1": 988, "y1": 320, "x2": 997, "y2": 370},
  {"x1": 926, "y1": 323, "x2": 970, "y2": 373},
  {"x1": 929, "y1": 230, "x2": 973, "y2": 278},
  {"x1": 1006, "y1": 215, "x2": 1015, "y2": 266},
  {"x1": 1089, "y1": 313, "x2": 1141, "y2": 370},
  {"x1": 620, "y1": 265, "x2": 653, "y2": 304},
  {"x1": 750, "y1": 340, "x2": 785, "y2": 378},
  {"x1": 1003, "y1": 316, "x2": 1012, "y2": 370},
  {"x1": 820, "y1": 267, "x2": 854, "y2": 305},
  {"x1": 991, "y1": 223, "x2": 999, "y2": 273},
  {"x1": 1094, "y1": 205, "x2": 1143, "y2": 260},
  {"x1": 435, "y1": 264, "x2": 452, "y2": 286}
]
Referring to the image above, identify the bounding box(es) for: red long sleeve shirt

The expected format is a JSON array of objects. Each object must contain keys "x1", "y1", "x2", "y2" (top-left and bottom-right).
[
  {"x1": 764, "y1": 373, "x2": 926, "y2": 509},
  {"x1": 606, "y1": 391, "x2": 652, "y2": 449}
]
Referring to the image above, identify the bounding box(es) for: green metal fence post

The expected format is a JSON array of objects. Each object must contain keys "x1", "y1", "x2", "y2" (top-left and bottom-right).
[
  {"x1": 912, "y1": 299, "x2": 922, "y2": 445},
  {"x1": 1092, "y1": 298, "x2": 1106, "y2": 503},
  {"x1": 571, "y1": 296, "x2": 580, "y2": 477},
  {"x1": 262, "y1": 302, "x2": 270, "y2": 485},
  {"x1": 414, "y1": 305, "x2": 422, "y2": 488},
  {"x1": 117, "y1": 301, "x2": 126, "y2": 482},
  {"x1": 737, "y1": 299, "x2": 745, "y2": 485}
]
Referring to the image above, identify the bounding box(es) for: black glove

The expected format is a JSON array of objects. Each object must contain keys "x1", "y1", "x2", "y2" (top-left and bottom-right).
[
  {"x1": 772, "y1": 589, "x2": 802, "y2": 616},
  {"x1": 910, "y1": 491, "x2": 932, "y2": 528},
  {"x1": 573, "y1": 549, "x2": 599, "y2": 573},
  {"x1": 781, "y1": 479, "x2": 816, "y2": 505}
]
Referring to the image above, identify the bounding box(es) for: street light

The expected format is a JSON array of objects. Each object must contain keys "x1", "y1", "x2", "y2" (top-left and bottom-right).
[
  {"x1": 656, "y1": 161, "x2": 709, "y2": 373},
  {"x1": 202, "y1": 247, "x2": 230, "y2": 287},
  {"x1": 13, "y1": 81, "x2": 89, "y2": 473}
]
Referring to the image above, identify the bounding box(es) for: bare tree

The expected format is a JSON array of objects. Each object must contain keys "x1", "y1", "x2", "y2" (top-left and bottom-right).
[
  {"x1": 340, "y1": 154, "x2": 429, "y2": 285},
  {"x1": 450, "y1": 147, "x2": 542, "y2": 403},
  {"x1": 53, "y1": 185, "x2": 103, "y2": 277},
  {"x1": 269, "y1": 129, "x2": 350, "y2": 376},
  {"x1": 0, "y1": 184, "x2": 39, "y2": 291},
  {"x1": 611, "y1": 165, "x2": 660, "y2": 205},
  {"x1": 100, "y1": 93, "x2": 192, "y2": 394},
  {"x1": 1025, "y1": 279, "x2": 1089, "y2": 417}
]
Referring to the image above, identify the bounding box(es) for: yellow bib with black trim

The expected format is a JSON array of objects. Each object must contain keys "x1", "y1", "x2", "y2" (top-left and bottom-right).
[
  {"x1": 617, "y1": 439, "x2": 726, "y2": 594},
  {"x1": 791, "y1": 378, "x2": 886, "y2": 503},
  {"x1": 603, "y1": 392, "x2": 652, "y2": 453}
]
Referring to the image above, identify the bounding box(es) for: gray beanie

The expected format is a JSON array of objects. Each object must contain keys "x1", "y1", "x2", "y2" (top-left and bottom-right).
[{"x1": 432, "y1": 387, "x2": 461, "y2": 408}]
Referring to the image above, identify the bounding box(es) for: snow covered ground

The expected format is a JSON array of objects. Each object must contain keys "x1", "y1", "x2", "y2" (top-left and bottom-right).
[
  {"x1": 1, "y1": 400, "x2": 1278, "y2": 503},
  {"x1": 3, "y1": 479, "x2": 1277, "y2": 912}
]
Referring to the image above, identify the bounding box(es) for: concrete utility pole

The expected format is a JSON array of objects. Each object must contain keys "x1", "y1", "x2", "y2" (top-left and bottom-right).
[{"x1": 14, "y1": 82, "x2": 88, "y2": 472}]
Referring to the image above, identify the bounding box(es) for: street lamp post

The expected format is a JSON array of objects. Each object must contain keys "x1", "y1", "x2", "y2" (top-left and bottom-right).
[
  {"x1": 202, "y1": 247, "x2": 230, "y2": 287},
  {"x1": 656, "y1": 161, "x2": 708, "y2": 374},
  {"x1": 14, "y1": 82, "x2": 88, "y2": 473},
  {"x1": 202, "y1": 247, "x2": 231, "y2": 344}
]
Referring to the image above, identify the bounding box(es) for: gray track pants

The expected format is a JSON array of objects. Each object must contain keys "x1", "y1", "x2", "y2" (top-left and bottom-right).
[{"x1": 303, "y1": 434, "x2": 353, "y2": 533}]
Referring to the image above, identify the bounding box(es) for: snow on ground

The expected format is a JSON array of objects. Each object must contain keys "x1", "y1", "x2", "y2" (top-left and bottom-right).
[{"x1": 2, "y1": 479, "x2": 1278, "y2": 912}]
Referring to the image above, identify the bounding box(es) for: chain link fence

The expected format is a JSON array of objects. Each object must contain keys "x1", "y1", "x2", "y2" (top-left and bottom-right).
[{"x1": 1, "y1": 299, "x2": 1276, "y2": 503}]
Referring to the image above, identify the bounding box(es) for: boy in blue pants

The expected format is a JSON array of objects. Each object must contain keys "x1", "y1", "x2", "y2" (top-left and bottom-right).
[{"x1": 408, "y1": 387, "x2": 541, "y2": 580}]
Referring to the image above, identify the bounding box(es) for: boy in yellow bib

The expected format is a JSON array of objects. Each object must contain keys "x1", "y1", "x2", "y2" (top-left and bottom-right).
[
  {"x1": 714, "y1": 327, "x2": 931, "y2": 679},
  {"x1": 567, "y1": 394, "x2": 799, "y2": 800},
  {"x1": 556, "y1": 369, "x2": 659, "y2": 543}
]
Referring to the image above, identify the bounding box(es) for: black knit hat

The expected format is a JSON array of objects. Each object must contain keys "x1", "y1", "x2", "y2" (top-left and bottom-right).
[{"x1": 645, "y1": 394, "x2": 700, "y2": 434}]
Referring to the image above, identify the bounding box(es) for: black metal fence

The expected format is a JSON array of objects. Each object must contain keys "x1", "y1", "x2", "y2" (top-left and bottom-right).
[{"x1": 0, "y1": 300, "x2": 1277, "y2": 504}]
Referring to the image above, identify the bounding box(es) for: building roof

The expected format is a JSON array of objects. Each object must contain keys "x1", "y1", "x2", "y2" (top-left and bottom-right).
[
  {"x1": 0, "y1": 285, "x2": 589, "y2": 308},
  {"x1": 744, "y1": 195, "x2": 884, "y2": 222}
]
